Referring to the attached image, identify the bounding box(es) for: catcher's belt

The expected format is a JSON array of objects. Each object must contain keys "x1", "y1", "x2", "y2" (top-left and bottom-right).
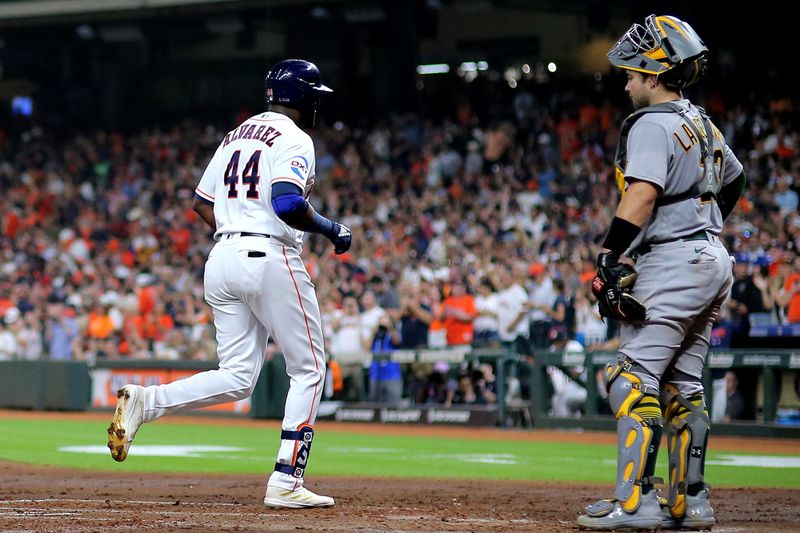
[{"x1": 631, "y1": 229, "x2": 709, "y2": 259}]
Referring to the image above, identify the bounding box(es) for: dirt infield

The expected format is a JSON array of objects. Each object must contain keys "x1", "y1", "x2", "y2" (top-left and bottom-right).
[
  {"x1": 1, "y1": 411, "x2": 799, "y2": 532},
  {"x1": 2, "y1": 462, "x2": 800, "y2": 532}
]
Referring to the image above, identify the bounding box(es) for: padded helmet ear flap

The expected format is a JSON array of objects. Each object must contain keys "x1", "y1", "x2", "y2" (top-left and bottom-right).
[{"x1": 659, "y1": 55, "x2": 707, "y2": 89}]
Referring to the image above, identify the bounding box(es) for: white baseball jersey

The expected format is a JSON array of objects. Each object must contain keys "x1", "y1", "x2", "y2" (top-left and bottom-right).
[
  {"x1": 139, "y1": 110, "x2": 328, "y2": 494},
  {"x1": 195, "y1": 112, "x2": 316, "y2": 246}
]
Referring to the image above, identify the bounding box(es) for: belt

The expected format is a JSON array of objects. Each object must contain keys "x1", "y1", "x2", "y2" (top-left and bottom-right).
[
  {"x1": 631, "y1": 230, "x2": 709, "y2": 258},
  {"x1": 222, "y1": 232, "x2": 271, "y2": 239}
]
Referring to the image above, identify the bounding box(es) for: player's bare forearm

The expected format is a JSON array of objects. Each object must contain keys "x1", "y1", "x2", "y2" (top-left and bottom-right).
[
  {"x1": 192, "y1": 197, "x2": 216, "y2": 231},
  {"x1": 600, "y1": 180, "x2": 658, "y2": 254},
  {"x1": 614, "y1": 180, "x2": 658, "y2": 228}
]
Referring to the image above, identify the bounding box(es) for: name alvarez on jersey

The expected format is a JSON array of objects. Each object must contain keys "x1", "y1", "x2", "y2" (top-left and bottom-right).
[
  {"x1": 223, "y1": 123, "x2": 283, "y2": 148},
  {"x1": 195, "y1": 112, "x2": 317, "y2": 247}
]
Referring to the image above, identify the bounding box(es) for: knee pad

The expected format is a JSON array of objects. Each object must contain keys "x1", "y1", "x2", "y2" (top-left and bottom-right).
[
  {"x1": 662, "y1": 384, "x2": 710, "y2": 518},
  {"x1": 274, "y1": 424, "x2": 314, "y2": 478},
  {"x1": 605, "y1": 360, "x2": 663, "y2": 512}
]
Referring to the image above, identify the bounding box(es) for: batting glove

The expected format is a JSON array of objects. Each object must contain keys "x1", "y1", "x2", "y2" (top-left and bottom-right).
[{"x1": 330, "y1": 222, "x2": 352, "y2": 255}]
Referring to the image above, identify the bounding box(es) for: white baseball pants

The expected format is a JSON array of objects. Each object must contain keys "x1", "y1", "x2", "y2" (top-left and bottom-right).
[{"x1": 141, "y1": 233, "x2": 326, "y2": 490}]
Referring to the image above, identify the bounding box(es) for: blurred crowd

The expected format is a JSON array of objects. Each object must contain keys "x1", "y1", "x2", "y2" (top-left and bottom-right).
[{"x1": 1, "y1": 85, "x2": 799, "y2": 410}]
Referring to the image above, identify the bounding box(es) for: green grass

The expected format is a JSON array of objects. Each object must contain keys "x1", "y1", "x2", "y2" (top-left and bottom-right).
[{"x1": 1, "y1": 418, "x2": 798, "y2": 488}]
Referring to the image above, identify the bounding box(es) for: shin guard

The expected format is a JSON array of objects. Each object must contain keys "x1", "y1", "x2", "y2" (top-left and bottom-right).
[
  {"x1": 605, "y1": 361, "x2": 663, "y2": 513},
  {"x1": 662, "y1": 385, "x2": 710, "y2": 519},
  {"x1": 274, "y1": 424, "x2": 314, "y2": 479}
]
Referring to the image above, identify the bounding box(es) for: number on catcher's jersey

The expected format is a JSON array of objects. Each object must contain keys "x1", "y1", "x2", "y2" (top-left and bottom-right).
[{"x1": 224, "y1": 150, "x2": 262, "y2": 199}]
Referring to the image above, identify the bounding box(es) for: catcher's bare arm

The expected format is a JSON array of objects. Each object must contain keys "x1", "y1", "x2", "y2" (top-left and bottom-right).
[{"x1": 610, "y1": 180, "x2": 659, "y2": 233}]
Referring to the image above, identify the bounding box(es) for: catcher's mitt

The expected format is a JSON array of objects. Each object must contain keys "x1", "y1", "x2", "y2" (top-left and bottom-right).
[{"x1": 591, "y1": 252, "x2": 647, "y2": 323}]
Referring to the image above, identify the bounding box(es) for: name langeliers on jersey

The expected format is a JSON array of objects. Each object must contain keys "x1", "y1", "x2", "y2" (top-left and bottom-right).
[
  {"x1": 223, "y1": 122, "x2": 283, "y2": 148},
  {"x1": 673, "y1": 117, "x2": 722, "y2": 153}
]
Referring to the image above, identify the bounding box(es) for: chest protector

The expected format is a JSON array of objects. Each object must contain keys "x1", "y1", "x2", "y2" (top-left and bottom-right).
[{"x1": 615, "y1": 102, "x2": 720, "y2": 207}]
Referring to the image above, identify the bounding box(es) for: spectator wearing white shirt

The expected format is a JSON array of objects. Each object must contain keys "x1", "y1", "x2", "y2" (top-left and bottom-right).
[
  {"x1": 16, "y1": 310, "x2": 43, "y2": 361},
  {"x1": 0, "y1": 307, "x2": 21, "y2": 360},
  {"x1": 473, "y1": 278, "x2": 500, "y2": 347},
  {"x1": 495, "y1": 267, "x2": 530, "y2": 355},
  {"x1": 330, "y1": 297, "x2": 366, "y2": 357},
  {"x1": 573, "y1": 288, "x2": 608, "y2": 349},
  {"x1": 528, "y1": 263, "x2": 557, "y2": 349},
  {"x1": 359, "y1": 290, "x2": 387, "y2": 348},
  {"x1": 329, "y1": 296, "x2": 367, "y2": 401}
]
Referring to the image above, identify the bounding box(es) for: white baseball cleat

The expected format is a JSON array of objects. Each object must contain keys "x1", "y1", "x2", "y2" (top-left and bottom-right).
[
  {"x1": 264, "y1": 486, "x2": 335, "y2": 508},
  {"x1": 107, "y1": 385, "x2": 145, "y2": 462}
]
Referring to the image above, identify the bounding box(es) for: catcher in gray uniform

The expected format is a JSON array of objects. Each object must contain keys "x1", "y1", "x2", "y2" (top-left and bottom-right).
[{"x1": 578, "y1": 14, "x2": 747, "y2": 531}]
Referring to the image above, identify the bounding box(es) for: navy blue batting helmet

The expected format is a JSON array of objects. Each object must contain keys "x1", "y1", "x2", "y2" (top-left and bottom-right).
[{"x1": 265, "y1": 59, "x2": 332, "y2": 127}]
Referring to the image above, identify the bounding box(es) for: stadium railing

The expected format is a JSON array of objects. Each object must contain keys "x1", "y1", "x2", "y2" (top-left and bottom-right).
[{"x1": 1, "y1": 348, "x2": 798, "y2": 438}]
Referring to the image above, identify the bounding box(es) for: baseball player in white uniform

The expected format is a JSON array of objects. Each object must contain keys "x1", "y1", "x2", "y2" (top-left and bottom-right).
[
  {"x1": 580, "y1": 15, "x2": 746, "y2": 530},
  {"x1": 107, "y1": 59, "x2": 351, "y2": 509}
]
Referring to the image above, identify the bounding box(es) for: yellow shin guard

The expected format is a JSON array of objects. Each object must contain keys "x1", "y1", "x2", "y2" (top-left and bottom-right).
[
  {"x1": 605, "y1": 361, "x2": 663, "y2": 513},
  {"x1": 662, "y1": 385, "x2": 710, "y2": 518}
]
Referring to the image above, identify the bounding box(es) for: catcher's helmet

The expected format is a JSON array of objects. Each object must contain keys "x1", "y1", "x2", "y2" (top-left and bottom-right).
[
  {"x1": 265, "y1": 59, "x2": 332, "y2": 127},
  {"x1": 608, "y1": 14, "x2": 707, "y2": 89}
]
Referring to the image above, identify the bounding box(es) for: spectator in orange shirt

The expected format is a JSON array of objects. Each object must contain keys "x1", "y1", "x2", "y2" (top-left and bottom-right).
[
  {"x1": 138, "y1": 300, "x2": 176, "y2": 343},
  {"x1": 85, "y1": 301, "x2": 120, "y2": 359},
  {"x1": 441, "y1": 279, "x2": 477, "y2": 346},
  {"x1": 778, "y1": 253, "x2": 800, "y2": 323},
  {"x1": 168, "y1": 221, "x2": 192, "y2": 256},
  {"x1": 120, "y1": 309, "x2": 149, "y2": 358},
  {"x1": 0, "y1": 293, "x2": 13, "y2": 318},
  {"x1": 137, "y1": 276, "x2": 158, "y2": 315},
  {"x1": 87, "y1": 302, "x2": 116, "y2": 340}
]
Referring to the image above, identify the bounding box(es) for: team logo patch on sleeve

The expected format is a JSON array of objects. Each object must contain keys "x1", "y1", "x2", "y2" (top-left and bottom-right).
[{"x1": 290, "y1": 156, "x2": 309, "y2": 180}]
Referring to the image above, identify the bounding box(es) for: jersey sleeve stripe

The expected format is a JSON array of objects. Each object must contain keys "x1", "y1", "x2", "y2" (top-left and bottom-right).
[
  {"x1": 271, "y1": 176, "x2": 306, "y2": 188},
  {"x1": 195, "y1": 187, "x2": 215, "y2": 202},
  {"x1": 194, "y1": 192, "x2": 214, "y2": 206}
]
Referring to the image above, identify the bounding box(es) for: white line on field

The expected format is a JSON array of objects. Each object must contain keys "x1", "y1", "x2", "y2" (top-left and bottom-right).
[
  {"x1": 0, "y1": 507, "x2": 291, "y2": 519},
  {"x1": 0, "y1": 498, "x2": 239, "y2": 507},
  {"x1": 0, "y1": 507, "x2": 516, "y2": 525}
]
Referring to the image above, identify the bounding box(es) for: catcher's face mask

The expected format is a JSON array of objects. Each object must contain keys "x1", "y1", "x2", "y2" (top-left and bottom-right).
[{"x1": 608, "y1": 14, "x2": 708, "y2": 88}]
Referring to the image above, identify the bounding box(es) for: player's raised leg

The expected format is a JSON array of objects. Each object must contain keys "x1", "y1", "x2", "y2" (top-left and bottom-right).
[{"x1": 107, "y1": 243, "x2": 268, "y2": 461}]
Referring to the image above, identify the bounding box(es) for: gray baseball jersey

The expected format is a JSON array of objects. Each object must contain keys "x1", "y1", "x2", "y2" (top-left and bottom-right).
[
  {"x1": 617, "y1": 99, "x2": 741, "y2": 393},
  {"x1": 624, "y1": 99, "x2": 743, "y2": 251}
]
